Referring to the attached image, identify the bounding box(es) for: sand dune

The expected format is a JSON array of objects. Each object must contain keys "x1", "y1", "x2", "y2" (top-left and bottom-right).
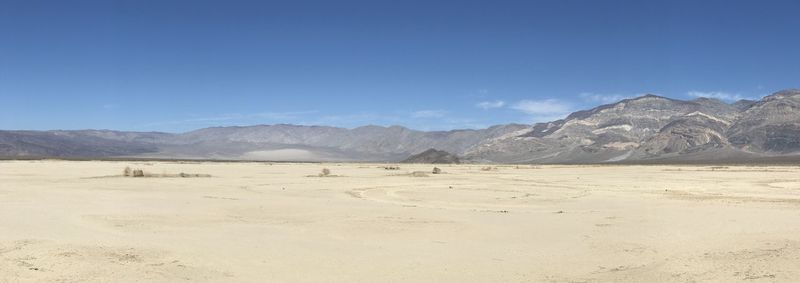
[{"x1": 1, "y1": 161, "x2": 800, "y2": 282}]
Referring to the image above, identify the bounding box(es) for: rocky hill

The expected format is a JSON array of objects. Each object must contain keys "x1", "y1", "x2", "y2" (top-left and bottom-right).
[
  {"x1": 401, "y1": 149, "x2": 461, "y2": 164},
  {"x1": 464, "y1": 89, "x2": 800, "y2": 163}
]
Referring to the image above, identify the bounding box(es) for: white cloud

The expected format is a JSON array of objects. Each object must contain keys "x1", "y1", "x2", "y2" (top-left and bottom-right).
[
  {"x1": 511, "y1": 99, "x2": 573, "y2": 122},
  {"x1": 411, "y1": 110, "x2": 447, "y2": 118},
  {"x1": 511, "y1": 99, "x2": 571, "y2": 115},
  {"x1": 468, "y1": 89, "x2": 492, "y2": 99},
  {"x1": 687, "y1": 91, "x2": 751, "y2": 102},
  {"x1": 475, "y1": 100, "x2": 506, "y2": 109},
  {"x1": 579, "y1": 92, "x2": 634, "y2": 104}
]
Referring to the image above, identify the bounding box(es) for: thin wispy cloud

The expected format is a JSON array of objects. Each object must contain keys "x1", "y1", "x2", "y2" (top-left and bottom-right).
[
  {"x1": 411, "y1": 110, "x2": 448, "y2": 119},
  {"x1": 579, "y1": 92, "x2": 635, "y2": 104},
  {"x1": 476, "y1": 100, "x2": 506, "y2": 110},
  {"x1": 687, "y1": 91, "x2": 752, "y2": 102},
  {"x1": 511, "y1": 99, "x2": 571, "y2": 115},
  {"x1": 511, "y1": 99, "x2": 573, "y2": 122}
]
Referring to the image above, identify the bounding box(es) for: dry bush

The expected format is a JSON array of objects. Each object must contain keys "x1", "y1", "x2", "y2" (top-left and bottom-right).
[
  {"x1": 382, "y1": 165, "x2": 401, "y2": 170},
  {"x1": 122, "y1": 167, "x2": 209, "y2": 178},
  {"x1": 132, "y1": 169, "x2": 145, "y2": 177},
  {"x1": 432, "y1": 167, "x2": 442, "y2": 174},
  {"x1": 178, "y1": 172, "x2": 212, "y2": 178},
  {"x1": 307, "y1": 168, "x2": 337, "y2": 178},
  {"x1": 320, "y1": 168, "x2": 331, "y2": 177}
]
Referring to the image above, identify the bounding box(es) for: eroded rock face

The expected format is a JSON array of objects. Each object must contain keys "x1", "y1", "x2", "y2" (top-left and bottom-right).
[
  {"x1": 465, "y1": 90, "x2": 800, "y2": 163},
  {"x1": 640, "y1": 114, "x2": 730, "y2": 156},
  {"x1": 727, "y1": 89, "x2": 800, "y2": 153}
]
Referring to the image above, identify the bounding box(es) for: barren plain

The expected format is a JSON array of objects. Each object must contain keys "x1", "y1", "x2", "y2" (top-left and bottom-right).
[{"x1": 1, "y1": 160, "x2": 800, "y2": 282}]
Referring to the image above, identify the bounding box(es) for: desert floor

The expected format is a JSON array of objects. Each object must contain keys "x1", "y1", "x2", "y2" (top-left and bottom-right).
[{"x1": 1, "y1": 161, "x2": 800, "y2": 282}]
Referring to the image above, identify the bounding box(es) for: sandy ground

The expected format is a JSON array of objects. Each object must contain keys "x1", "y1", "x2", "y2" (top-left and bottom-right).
[{"x1": 1, "y1": 161, "x2": 800, "y2": 282}]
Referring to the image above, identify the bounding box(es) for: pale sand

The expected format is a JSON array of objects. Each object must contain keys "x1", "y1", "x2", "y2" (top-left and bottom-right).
[{"x1": 1, "y1": 161, "x2": 800, "y2": 282}]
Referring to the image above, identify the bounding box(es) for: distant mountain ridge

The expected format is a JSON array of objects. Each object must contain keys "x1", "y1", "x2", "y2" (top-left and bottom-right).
[
  {"x1": 0, "y1": 124, "x2": 530, "y2": 162},
  {"x1": 2, "y1": 89, "x2": 799, "y2": 163}
]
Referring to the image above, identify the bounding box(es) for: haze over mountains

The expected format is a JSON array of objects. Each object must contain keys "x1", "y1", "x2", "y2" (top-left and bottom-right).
[{"x1": 2, "y1": 89, "x2": 799, "y2": 163}]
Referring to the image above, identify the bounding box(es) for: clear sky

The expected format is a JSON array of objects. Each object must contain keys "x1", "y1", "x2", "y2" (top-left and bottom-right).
[{"x1": 1, "y1": 0, "x2": 799, "y2": 132}]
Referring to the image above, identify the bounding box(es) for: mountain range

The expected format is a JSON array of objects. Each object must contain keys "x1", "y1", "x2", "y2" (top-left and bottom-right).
[{"x1": 2, "y1": 89, "x2": 799, "y2": 163}]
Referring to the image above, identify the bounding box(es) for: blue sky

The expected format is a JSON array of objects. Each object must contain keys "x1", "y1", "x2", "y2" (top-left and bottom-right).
[{"x1": 1, "y1": 0, "x2": 799, "y2": 132}]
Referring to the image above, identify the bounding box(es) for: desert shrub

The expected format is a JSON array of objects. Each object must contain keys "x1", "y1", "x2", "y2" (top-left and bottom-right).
[
  {"x1": 320, "y1": 168, "x2": 331, "y2": 177},
  {"x1": 432, "y1": 167, "x2": 442, "y2": 174},
  {"x1": 121, "y1": 168, "x2": 210, "y2": 178}
]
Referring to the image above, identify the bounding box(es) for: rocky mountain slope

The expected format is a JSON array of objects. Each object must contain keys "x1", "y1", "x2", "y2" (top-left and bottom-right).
[
  {"x1": 1, "y1": 89, "x2": 798, "y2": 163},
  {"x1": 464, "y1": 89, "x2": 800, "y2": 163},
  {"x1": 0, "y1": 130, "x2": 166, "y2": 157},
  {"x1": 401, "y1": 149, "x2": 461, "y2": 164}
]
